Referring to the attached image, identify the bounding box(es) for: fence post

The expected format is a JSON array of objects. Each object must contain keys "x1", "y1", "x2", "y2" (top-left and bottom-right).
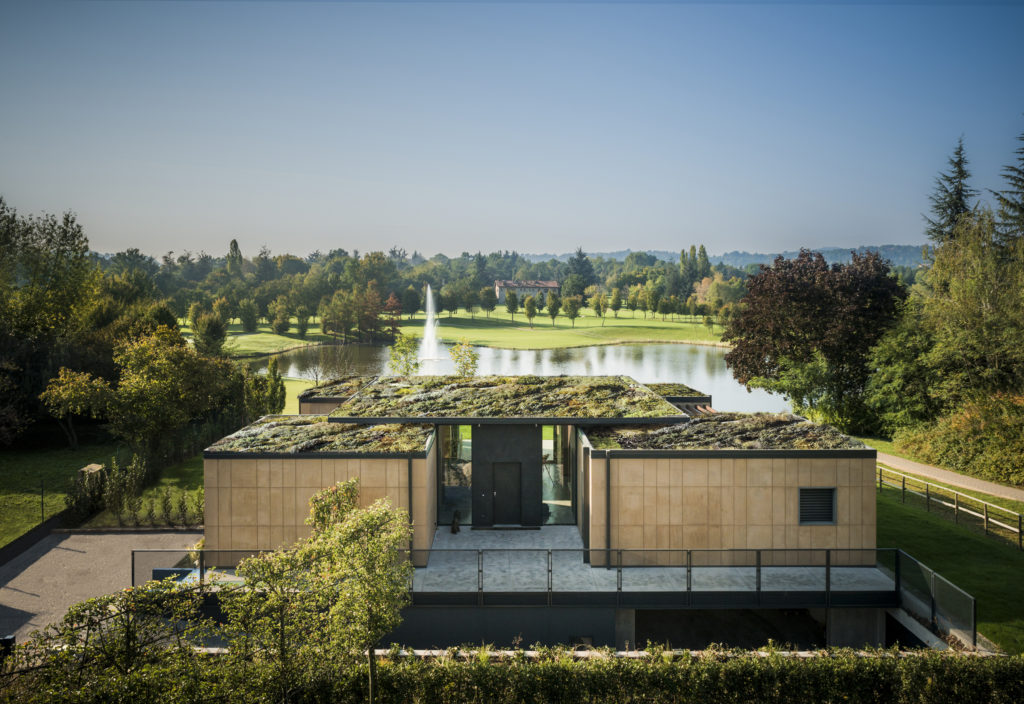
[
  {"x1": 954, "y1": 493, "x2": 959, "y2": 524},
  {"x1": 686, "y1": 550, "x2": 692, "y2": 592},
  {"x1": 477, "y1": 550, "x2": 483, "y2": 606},
  {"x1": 901, "y1": 475, "x2": 905, "y2": 503},
  {"x1": 1019, "y1": 514, "x2": 1022, "y2": 552},
  {"x1": 973, "y1": 598, "x2": 978, "y2": 649},
  {"x1": 926, "y1": 484, "x2": 930, "y2": 512},
  {"x1": 877, "y1": 467, "x2": 882, "y2": 491},
  {"x1": 131, "y1": 550, "x2": 136, "y2": 587},
  {"x1": 984, "y1": 504, "x2": 989, "y2": 535}
]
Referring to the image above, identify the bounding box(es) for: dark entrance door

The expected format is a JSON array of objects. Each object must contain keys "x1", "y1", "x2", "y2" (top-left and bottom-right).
[
  {"x1": 492, "y1": 462, "x2": 522, "y2": 525},
  {"x1": 471, "y1": 425, "x2": 543, "y2": 527}
]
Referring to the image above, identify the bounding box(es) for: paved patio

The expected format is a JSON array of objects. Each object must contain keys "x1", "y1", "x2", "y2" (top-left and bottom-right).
[{"x1": 413, "y1": 527, "x2": 894, "y2": 594}]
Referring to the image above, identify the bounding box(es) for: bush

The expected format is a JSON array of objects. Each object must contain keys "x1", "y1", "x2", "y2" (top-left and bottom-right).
[
  {"x1": 895, "y1": 394, "x2": 1024, "y2": 486},
  {"x1": 64, "y1": 465, "x2": 105, "y2": 523}
]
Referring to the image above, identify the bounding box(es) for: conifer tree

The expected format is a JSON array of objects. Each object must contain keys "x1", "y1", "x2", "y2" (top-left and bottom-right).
[
  {"x1": 924, "y1": 136, "x2": 978, "y2": 244},
  {"x1": 992, "y1": 125, "x2": 1024, "y2": 242}
]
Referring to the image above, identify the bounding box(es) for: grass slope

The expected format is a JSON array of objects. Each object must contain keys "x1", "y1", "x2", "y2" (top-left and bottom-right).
[
  {"x1": 0, "y1": 442, "x2": 117, "y2": 547},
  {"x1": 398, "y1": 310, "x2": 724, "y2": 349},
  {"x1": 878, "y1": 489, "x2": 1024, "y2": 654}
]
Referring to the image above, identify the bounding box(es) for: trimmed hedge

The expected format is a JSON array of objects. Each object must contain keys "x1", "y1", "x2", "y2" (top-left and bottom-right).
[{"x1": 6, "y1": 648, "x2": 1022, "y2": 704}]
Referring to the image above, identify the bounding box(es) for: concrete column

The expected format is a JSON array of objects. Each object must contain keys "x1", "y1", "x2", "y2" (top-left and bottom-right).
[
  {"x1": 827, "y1": 608, "x2": 885, "y2": 647},
  {"x1": 615, "y1": 608, "x2": 636, "y2": 650}
]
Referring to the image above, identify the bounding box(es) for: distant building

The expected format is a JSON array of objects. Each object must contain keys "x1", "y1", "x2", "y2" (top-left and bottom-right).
[{"x1": 494, "y1": 279, "x2": 560, "y2": 304}]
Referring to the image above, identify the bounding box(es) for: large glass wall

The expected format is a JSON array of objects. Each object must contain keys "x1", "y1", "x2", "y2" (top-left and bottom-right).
[
  {"x1": 438, "y1": 425, "x2": 472, "y2": 526},
  {"x1": 543, "y1": 425, "x2": 574, "y2": 524}
]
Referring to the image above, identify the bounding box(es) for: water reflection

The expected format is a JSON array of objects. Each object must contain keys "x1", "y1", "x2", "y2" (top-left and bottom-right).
[{"x1": 248, "y1": 343, "x2": 790, "y2": 413}]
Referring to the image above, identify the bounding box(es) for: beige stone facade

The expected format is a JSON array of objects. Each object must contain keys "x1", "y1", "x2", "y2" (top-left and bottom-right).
[
  {"x1": 297, "y1": 399, "x2": 344, "y2": 414},
  {"x1": 579, "y1": 432, "x2": 875, "y2": 567},
  {"x1": 204, "y1": 438, "x2": 436, "y2": 566}
]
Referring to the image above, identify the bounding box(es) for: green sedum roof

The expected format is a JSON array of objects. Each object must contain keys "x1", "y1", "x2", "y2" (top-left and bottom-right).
[
  {"x1": 298, "y1": 374, "x2": 378, "y2": 400},
  {"x1": 205, "y1": 415, "x2": 432, "y2": 454},
  {"x1": 328, "y1": 375, "x2": 684, "y2": 421},
  {"x1": 644, "y1": 382, "x2": 705, "y2": 398},
  {"x1": 587, "y1": 413, "x2": 866, "y2": 451}
]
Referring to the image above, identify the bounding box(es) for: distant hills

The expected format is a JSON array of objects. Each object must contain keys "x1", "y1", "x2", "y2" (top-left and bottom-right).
[{"x1": 523, "y1": 245, "x2": 928, "y2": 269}]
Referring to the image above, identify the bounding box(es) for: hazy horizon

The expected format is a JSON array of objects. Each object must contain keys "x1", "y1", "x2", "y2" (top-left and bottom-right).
[{"x1": 2, "y1": 1, "x2": 1022, "y2": 259}]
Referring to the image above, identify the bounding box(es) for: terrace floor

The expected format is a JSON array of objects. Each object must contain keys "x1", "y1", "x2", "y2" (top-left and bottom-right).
[{"x1": 413, "y1": 527, "x2": 895, "y2": 594}]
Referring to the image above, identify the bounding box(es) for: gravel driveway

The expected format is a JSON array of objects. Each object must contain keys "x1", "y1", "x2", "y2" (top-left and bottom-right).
[{"x1": 0, "y1": 531, "x2": 202, "y2": 641}]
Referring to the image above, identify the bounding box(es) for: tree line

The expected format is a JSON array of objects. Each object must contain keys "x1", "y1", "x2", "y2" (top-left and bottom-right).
[{"x1": 724, "y1": 123, "x2": 1024, "y2": 484}]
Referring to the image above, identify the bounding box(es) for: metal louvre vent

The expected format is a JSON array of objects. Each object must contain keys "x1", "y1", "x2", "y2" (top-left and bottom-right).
[{"x1": 799, "y1": 488, "x2": 836, "y2": 525}]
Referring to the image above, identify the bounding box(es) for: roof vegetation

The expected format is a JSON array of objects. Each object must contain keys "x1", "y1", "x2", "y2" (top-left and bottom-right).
[
  {"x1": 587, "y1": 413, "x2": 866, "y2": 451},
  {"x1": 645, "y1": 382, "x2": 705, "y2": 397},
  {"x1": 299, "y1": 374, "x2": 377, "y2": 400},
  {"x1": 205, "y1": 415, "x2": 432, "y2": 454},
  {"x1": 329, "y1": 375, "x2": 684, "y2": 420}
]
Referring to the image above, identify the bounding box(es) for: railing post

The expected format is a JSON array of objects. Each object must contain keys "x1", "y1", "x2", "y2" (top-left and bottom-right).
[
  {"x1": 972, "y1": 598, "x2": 978, "y2": 649},
  {"x1": 894, "y1": 550, "x2": 901, "y2": 600},
  {"x1": 877, "y1": 467, "x2": 882, "y2": 491},
  {"x1": 199, "y1": 550, "x2": 205, "y2": 585},
  {"x1": 901, "y1": 475, "x2": 906, "y2": 503},
  {"x1": 686, "y1": 550, "x2": 692, "y2": 592},
  {"x1": 954, "y1": 493, "x2": 959, "y2": 524},
  {"x1": 926, "y1": 484, "x2": 930, "y2": 512},
  {"x1": 755, "y1": 550, "x2": 762, "y2": 598},
  {"x1": 930, "y1": 571, "x2": 937, "y2": 627},
  {"x1": 477, "y1": 550, "x2": 483, "y2": 606},
  {"x1": 547, "y1": 549, "x2": 553, "y2": 606},
  {"x1": 1018, "y1": 514, "x2": 1022, "y2": 552},
  {"x1": 825, "y1": 550, "x2": 831, "y2": 608},
  {"x1": 984, "y1": 504, "x2": 989, "y2": 535},
  {"x1": 131, "y1": 550, "x2": 136, "y2": 587},
  {"x1": 617, "y1": 550, "x2": 623, "y2": 593}
]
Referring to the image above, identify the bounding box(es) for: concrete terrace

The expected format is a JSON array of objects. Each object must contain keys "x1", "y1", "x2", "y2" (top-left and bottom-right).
[{"x1": 412, "y1": 527, "x2": 895, "y2": 595}]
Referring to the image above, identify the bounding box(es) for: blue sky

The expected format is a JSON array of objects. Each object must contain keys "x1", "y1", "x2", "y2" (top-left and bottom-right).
[{"x1": 1, "y1": 1, "x2": 1022, "y2": 259}]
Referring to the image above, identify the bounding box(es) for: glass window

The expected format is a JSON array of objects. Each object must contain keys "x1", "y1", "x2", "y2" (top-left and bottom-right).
[
  {"x1": 438, "y1": 425, "x2": 472, "y2": 527},
  {"x1": 542, "y1": 425, "x2": 574, "y2": 525}
]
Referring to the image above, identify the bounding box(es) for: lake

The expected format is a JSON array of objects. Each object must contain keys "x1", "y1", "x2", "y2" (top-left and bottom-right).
[{"x1": 249, "y1": 342, "x2": 790, "y2": 413}]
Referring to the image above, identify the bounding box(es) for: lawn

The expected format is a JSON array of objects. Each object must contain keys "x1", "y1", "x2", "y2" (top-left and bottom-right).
[
  {"x1": 877, "y1": 489, "x2": 1024, "y2": 654},
  {"x1": 397, "y1": 310, "x2": 725, "y2": 349},
  {"x1": 180, "y1": 317, "x2": 332, "y2": 357},
  {"x1": 0, "y1": 442, "x2": 118, "y2": 548},
  {"x1": 283, "y1": 377, "x2": 315, "y2": 414}
]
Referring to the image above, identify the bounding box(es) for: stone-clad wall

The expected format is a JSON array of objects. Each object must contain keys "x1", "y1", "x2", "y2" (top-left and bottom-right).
[
  {"x1": 297, "y1": 399, "x2": 344, "y2": 414},
  {"x1": 204, "y1": 451, "x2": 436, "y2": 565},
  {"x1": 587, "y1": 452, "x2": 876, "y2": 566}
]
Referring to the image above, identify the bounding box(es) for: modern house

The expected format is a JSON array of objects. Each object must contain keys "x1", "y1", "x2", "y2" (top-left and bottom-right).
[
  {"x1": 493, "y1": 279, "x2": 560, "y2": 304},
  {"x1": 197, "y1": 375, "x2": 926, "y2": 650}
]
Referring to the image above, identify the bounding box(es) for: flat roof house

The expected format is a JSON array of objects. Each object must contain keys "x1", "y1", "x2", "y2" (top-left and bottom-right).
[
  {"x1": 494, "y1": 279, "x2": 560, "y2": 304},
  {"x1": 199, "y1": 375, "x2": 919, "y2": 649}
]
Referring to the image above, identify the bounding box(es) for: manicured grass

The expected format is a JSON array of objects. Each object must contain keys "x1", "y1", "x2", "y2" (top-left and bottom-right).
[
  {"x1": 877, "y1": 489, "x2": 1024, "y2": 654},
  {"x1": 180, "y1": 318, "x2": 333, "y2": 357},
  {"x1": 283, "y1": 377, "x2": 315, "y2": 414},
  {"x1": 0, "y1": 442, "x2": 117, "y2": 547},
  {"x1": 398, "y1": 310, "x2": 725, "y2": 349}
]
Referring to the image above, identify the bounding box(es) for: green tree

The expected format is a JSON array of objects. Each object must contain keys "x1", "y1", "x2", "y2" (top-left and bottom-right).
[
  {"x1": 608, "y1": 288, "x2": 622, "y2": 318},
  {"x1": 589, "y1": 292, "x2": 606, "y2": 326},
  {"x1": 212, "y1": 296, "x2": 232, "y2": 324},
  {"x1": 401, "y1": 285, "x2": 421, "y2": 318},
  {"x1": 523, "y1": 295, "x2": 538, "y2": 328},
  {"x1": 567, "y1": 247, "x2": 597, "y2": 287},
  {"x1": 294, "y1": 304, "x2": 311, "y2": 339},
  {"x1": 546, "y1": 292, "x2": 561, "y2": 326},
  {"x1": 992, "y1": 124, "x2": 1024, "y2": 242},
  {"x1": 244, "y1": 356, "x2": 286, "y2": 419},
  {"x1": 479, "y1": 287, "x2": 497, "y2": 317},
  {"x1": 193, "y1": 312, "x2": 227, "y2": 356},
  {"x1": 450, "y1": 338, "x2": 479, "y2": 377},
  {"x1": 269, "y1": 296, "x2": 291, "y2": 335},
  {"x1": 925, "y1": 136, "x2": 978, "y2": 244},
  {"x1": 388, "y1": 331, "x2": 420, "y2": 376},
  {"x1": 504, "y1": 290, "x2": 518, "y2": 320},
  {"x1": 238, "y1": 298, "x2": 259, "y2": 333},
  {"x1": 187, "y1": 301, "x2": 204, "y2": 331},
  {"x1": 723, "y1": 250, "x2": 905, "y2": 433},
  {"x1": 562, "y1": 295, "x2": 582, "y2": 328},
  {"x1": 226, "y1": 238, "x2": 244, "y2": 276},
  {"x1": 41, "y1": 327, "x2": 242, "y2": 454},
  {"x1": 462, "y1": 286, "x2": 479, "y2": 318}
]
